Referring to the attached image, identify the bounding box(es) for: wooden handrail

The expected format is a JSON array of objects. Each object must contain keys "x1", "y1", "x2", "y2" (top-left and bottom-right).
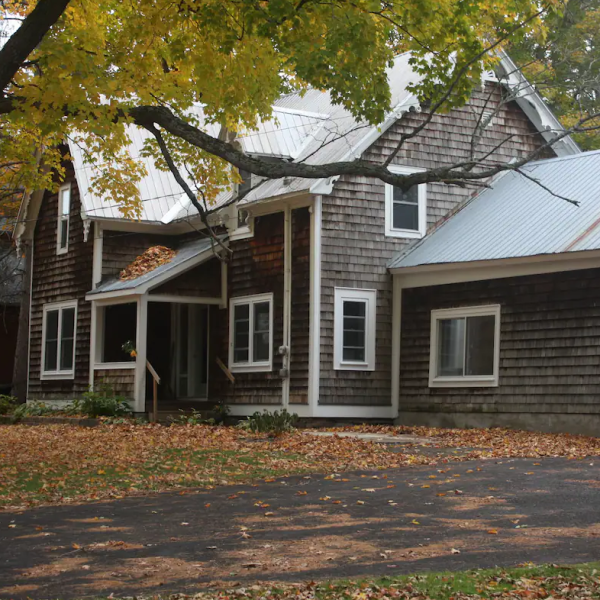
[
  {"x1": 146, "y1": 360, "x2": 161, "y2": 423},
  {"x1": 216, "y1": 357, "x2": 235, "y2": 383}
]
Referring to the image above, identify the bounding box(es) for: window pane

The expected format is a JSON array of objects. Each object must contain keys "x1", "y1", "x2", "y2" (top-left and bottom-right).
[
  {"x1": 60, "y1": 219, "x2": 68, "y2": 249},
  {"x1": 44, "y1": 310, "x2": 59, "y2": 371},
  {"x1": 437, "y1": 318, "x2": 465, "y2": 376},
  {"x1": 61, "y1": 188, "x2": 71, "y2": 215},
  {"x1": 60, "y1": 338, "x2": 74, "y2": 371},
  {"x1": 342, "y1": 301, "x2": 366, "y2": 362},
  {"x1": 253, "y1": 301, "x2": 270, "y2": 362},
  {"x1": 59, "y1": 307, "x2": 75, "y2": 370},
  {"x1": 393, "y1": 185, "x2": 418, "y2": 205},
  {"x1": 465, "y1": 315, "x2": 495, "y2": 376},
  {"x1": 392, "y1": 202, "x2": 419, "y2": 231},
  {"x1": 233, "y1": 303, "x2": 250, "y2": 363}
]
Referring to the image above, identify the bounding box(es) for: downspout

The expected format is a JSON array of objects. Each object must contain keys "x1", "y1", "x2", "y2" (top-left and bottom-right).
[{"x1": 281, "y1": 205, "x2": 292, "y2": 408}]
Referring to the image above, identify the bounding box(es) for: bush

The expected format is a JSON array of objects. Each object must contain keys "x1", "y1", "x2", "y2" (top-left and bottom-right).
[
  {"x1": 238, "y1": 409, "x2": 298, "y2": 436},
  {"x1": 173, "y1": 408, "x2": 208, "y2": 425},
  {"x1": 12, "y1": 401, "x2": 57, "y2": 420},
  {"x1": 78, "y1": 386, "x2": 132, "y2": 418},
  {"x1": 0, "y1": 395, "x2": 17, "y2": 415}
]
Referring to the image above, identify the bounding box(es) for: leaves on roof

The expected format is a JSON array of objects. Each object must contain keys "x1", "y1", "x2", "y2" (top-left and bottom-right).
[{"x1": 119, "y1": 245, "x2": 177, "y2": 281}]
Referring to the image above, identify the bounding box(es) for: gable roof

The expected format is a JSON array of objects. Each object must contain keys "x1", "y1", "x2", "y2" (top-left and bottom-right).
[
  {"x1": 18, "y1": 51, "x2": 579, "y2": 233},
  {"x1": 388, "y1": 150, "x2": 600, "y2": 271}
]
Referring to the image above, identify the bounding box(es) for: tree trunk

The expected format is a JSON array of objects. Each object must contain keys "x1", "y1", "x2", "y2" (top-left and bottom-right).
[{"x1": 11, "y1": 242, "x2": 31, "y2": 403}]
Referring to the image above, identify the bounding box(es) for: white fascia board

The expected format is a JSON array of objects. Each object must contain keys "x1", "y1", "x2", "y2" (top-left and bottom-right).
[
  {"x1": 308, "y1": 95, "x2": 421, "y2": 195},
  {"x1": 391, "y1": 248, "x2": 600, "y2": 288}
]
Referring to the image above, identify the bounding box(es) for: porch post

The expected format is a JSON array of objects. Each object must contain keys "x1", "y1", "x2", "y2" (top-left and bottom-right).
[
  {"x1": 134, "y1": 294, "x2": 148, "y2": 414},
  {"x1": 88, "y1": 300, "x2": 97, "y2": 390},
  {"x1": 391, "y1": 276, "x2": 402, "y2": 420}
]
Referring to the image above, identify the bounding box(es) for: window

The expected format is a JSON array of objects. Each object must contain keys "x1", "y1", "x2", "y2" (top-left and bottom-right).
[
  {"x1": 334, "y1": 288, "x2": 376, "y2": 371},
  {"x1": 101, "y1": 303, "x2": 137, "y2": 363},
  {"x1": 57, "y1": 183, "x2": 71, "y2": 255},
  {"x1": 229, "y1": 293, "x2": 273, "y2": 372},
  {"x1": 41, "y1": 300, "x2": 77, "y2": 379},
  {"x1": 429, "y1": 305, "x2": 500, "y2": 387},
  {"x1": 384, "y1": 165, "x2": 426, "y2": 239}
]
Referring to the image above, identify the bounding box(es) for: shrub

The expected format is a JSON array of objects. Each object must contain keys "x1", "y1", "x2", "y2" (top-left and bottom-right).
[
  {"x1": 0, "y1": 395, "x2": 17, "y2": 415},
  {"x1": 238, "y1": 409, "x2": 298, "y2": 436},
  {"x1": 173, "y1": 408, "x2": 208, "y2": 425},
  {"x1": 12, "y1": 401, "x2": 57, "y2": 420},
  {"x1": 78, "y1": 386, "x2": 132, "y2": 418}
]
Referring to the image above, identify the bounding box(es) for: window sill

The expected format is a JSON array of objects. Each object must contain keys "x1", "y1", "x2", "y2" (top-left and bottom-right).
[
  {"x1": 230, "y1": 363, "x2": 272, "y2": 373},
  {"x1": 94, "y1": 362, "x2": 136, "y2": 370},
  {"x1": 429, "y1": 377, "x2": 498, "y2": 388},
  {"x1": 229, "y1": 226, "x2": 254, "y2": 241},
  {"x1": 40, "y1": 371, "x2": 75, "y2": 381},
  {"x1": 334, "y1": 362, "x2": 375, "y2": 372},
  {"x1": 385, "y1": 228, "x2": 424, "y2": 240},
  {"x1": 56, "y1": 247, "x2": 68, "y2": 256}
]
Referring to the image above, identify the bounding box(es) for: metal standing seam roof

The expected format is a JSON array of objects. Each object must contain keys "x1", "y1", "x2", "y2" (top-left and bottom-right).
[
  {"x1": 88, "y1": 236, "x2": 217, "y2": 295},
  {"x1": 388, "y1": 150, "x2": 600, "y2": 270}
]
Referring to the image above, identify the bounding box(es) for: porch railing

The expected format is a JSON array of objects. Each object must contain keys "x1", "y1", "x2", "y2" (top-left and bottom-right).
[{"x1": 146, "y1": 360, "x2": 161, "y2": 423}]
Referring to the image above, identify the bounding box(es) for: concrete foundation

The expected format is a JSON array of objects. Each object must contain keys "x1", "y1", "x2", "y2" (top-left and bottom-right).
[{"x1": 395, "y1": 411, "x2": 600, "y2": 437}]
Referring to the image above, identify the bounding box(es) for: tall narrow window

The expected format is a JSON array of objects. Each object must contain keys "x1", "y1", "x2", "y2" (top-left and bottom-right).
[
  {"x1": 384, "y1": 165, "x2": 426, "y2": 239},
  {"x1": 41, "y1": 301, "x2": 77, "y2": 379},
  {"x1": 229, "y1": 294, "x2": 273, "y2": 372},
  {"x1": 429, "y1": 305, "x2": 500, "y2": 387},
  {"x1": 334, "y1": 288, "x2": 376, "y2": 371},
  {"x1": 57, "y1": 183, "x2": 71, "y2": 254}
]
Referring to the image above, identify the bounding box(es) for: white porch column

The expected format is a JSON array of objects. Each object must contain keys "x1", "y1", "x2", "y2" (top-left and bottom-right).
[
  {"x1": 88, "y1": 300, "x2": 97, "y2": 389},
  {"x1": 134, "y1": 294, "x2": 148, "y2": 413},
  {"x1": 391, "y1": 276, "x2": 402, "y2": 419}
]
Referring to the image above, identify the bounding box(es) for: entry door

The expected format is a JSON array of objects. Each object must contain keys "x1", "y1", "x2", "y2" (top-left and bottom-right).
[{"x1": 172, "y1": 304, "x2": 208, "y2": 399}]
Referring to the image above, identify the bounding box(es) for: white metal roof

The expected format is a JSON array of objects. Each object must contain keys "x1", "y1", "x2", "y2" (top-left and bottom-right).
[{"x1": 388, "y1": 150, "x2": 600, "y2": 271}]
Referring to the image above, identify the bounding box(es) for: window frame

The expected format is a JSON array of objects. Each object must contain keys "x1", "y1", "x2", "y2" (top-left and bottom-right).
[
  {"x1": 40, "y1": 300, "x2": 78, "y2": 380},
  {"x1": 429, "y1": 304, "x2": 501, "y2": 388},
  {"x1": 333, "y1": 287, "x2": 377, "y2": 371},
  {"x1": 384, "y1": 165, "x2": 427, "y2": 239},
  {"x1": 228, "y1": 293, "x2": 274, "y2": 373},
  {"x1": 56, "y1": 182, "x2": 71, "y2": 255}
]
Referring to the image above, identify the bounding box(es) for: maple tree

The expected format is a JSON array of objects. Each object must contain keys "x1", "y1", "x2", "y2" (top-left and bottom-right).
[{"x1": 0, "y1": 0, "x2": 593, "y2": 224}]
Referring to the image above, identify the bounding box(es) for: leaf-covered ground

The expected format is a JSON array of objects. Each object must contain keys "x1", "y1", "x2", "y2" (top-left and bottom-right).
[
  {"x1": 134, "y1": 563, "x2": 600, "y2": 600},
  {"x1": 2, "y1": 423, "x2": 600, "y2": 508}
]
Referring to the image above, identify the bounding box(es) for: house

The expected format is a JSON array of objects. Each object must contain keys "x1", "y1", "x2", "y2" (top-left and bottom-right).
[
  {"x1": 15, "y1": 51, "x2": 589, "y2": 431},
  {"x1": 0, "y1": 222, "x2": 23, "y2": 395}
]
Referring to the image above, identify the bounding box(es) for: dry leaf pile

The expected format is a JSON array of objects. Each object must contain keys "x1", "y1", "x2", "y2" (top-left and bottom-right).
[
  {"x1": 0, "y1": 424, "x2": 431, "y2": 508},
  {"x1": 119, "y1": 246, "x2": 177, "y2": 280},
  {"x1": 328, "y1": 424, "x2": 600, "y2": 459}
]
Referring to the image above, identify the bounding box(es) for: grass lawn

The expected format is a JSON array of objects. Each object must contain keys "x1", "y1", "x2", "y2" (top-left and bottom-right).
[
  {"x1": 88, "y1": 563, "x2": 600, "y2": 599},
  {"x1": 2, "y1": 422, "x2": 600, "y2": 508}
]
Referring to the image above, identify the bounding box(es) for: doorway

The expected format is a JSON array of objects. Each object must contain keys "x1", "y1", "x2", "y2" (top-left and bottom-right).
[{"x1": 171, "y1": 304, "x2": 209, "y2": 400}]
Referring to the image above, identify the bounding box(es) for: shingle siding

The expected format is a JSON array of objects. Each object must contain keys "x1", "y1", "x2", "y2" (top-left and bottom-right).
[
  {"x1": 319, "y1": 84, "x2": 554, "y2": 406},
  {"x1": 399, "y1": 268, "x2": 600, "y2": 416}
]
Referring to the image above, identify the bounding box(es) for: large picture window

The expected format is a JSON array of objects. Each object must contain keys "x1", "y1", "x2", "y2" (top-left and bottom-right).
[
  {"x1": 429, "y1": 305, "x2": 500, "y2": 387},
  {"x1": 41, "y1": 300, "x2": 77, "y2": 379},
  {"x1": 334, "y1": 287, "x2": 376, "y2": 371},
  {"x1": 384, "y1": 165, "x2": 427, "y2": 239},
  {"x1": 229, "y1": 293, "x2": 273, "y2": 372},
  {"x1": 57, "y1": 183, "x2": 71, "y2": 255}
]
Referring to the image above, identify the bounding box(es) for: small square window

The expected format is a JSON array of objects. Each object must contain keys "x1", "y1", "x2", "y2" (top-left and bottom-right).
[
  {"x1": 229, "y1": 294, "x2": 273, "y2": 372},
  {"x1": 334, "y1": 288, "x2": 376, "y2": 371},
  {"x1": 429, "y1": 305, "x2": 500, "y2": 387},
  {"x1": 41, "y1": 301, "x2": 77, "y2": 379},
  {"x1": 384, "y1": 166, "x2": 426, "y2": 239}
]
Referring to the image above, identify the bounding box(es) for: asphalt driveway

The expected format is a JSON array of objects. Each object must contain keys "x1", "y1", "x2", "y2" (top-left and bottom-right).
[{"x1": 1, "y1": 457, "x2": 599, "y2": 599}]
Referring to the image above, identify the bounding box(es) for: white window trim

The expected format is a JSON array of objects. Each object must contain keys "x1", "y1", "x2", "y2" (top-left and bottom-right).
[
  {"x1": 41, "y1": 300, "x2": 78, "y2": 380},
  {"x1": 228, "y1": 293, "x2": 274, "y2": 373},
  {"x1": 384, "y1": 165, "x2": 427, "y2": 239},
  {"x1": 334, "y1": 287, "x2": 376, "y2": 371},
  {"x1": 56, "y1": 182, "x2": 71, "y2": 256},
  {"x1": 429, "y1": 304, "x2": 501, "y2": 388}
]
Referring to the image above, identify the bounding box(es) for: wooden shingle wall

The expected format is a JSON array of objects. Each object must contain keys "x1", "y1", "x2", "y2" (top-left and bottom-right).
[
  {"x1": 319, "y1": 85, "x2": 554, "y2": 406},
  {"x1": 399, "y1": 268, "x2": 600, "y2": 417},
  {"x1": 28, "y1": 165, "x2": 94, "y2": 401},
  {"x1": 209, "y1": 209, "x2": 310, "y2": 405},
  {"x1": 94, "y1": 368, "x2": 135, "y2": 400},
  {"x1": 150, "y1": 258, "x2": 222, "y2": 297}
]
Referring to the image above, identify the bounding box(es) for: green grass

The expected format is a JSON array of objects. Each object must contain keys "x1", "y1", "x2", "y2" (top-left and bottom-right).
[{"x1": 0, "y1": 448, "x2": 309, "y2": 506}]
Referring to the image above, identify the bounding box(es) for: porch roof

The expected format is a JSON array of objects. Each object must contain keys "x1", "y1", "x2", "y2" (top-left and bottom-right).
[{"x1": 87, "y1": 236, "x2": 222, "y2": 299}]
